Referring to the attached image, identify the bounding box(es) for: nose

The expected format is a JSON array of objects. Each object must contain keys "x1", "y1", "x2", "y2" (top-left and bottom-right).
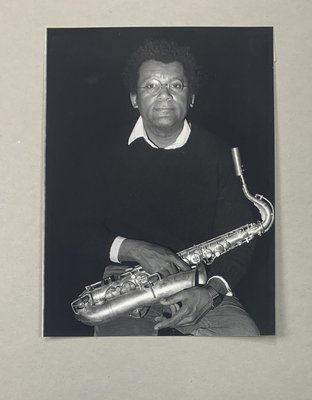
[{"x1": 157, "y1": 84, "x2": 172, "y2": 99}]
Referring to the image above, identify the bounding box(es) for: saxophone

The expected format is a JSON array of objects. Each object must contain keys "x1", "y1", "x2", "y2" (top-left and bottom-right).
[{"x1": 71, "y1": 148, "x2": 274, "y2": 326}]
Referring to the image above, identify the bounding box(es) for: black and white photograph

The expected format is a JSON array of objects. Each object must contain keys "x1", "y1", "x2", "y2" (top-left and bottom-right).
[{"x1": 44, "y1": 27, "x2": 275, "y2": 337}]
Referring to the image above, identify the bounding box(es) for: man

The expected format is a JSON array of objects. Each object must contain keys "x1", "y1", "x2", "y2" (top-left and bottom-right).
[{"x1": 70, "y1": 39, "x2": 259, "y2": 336}]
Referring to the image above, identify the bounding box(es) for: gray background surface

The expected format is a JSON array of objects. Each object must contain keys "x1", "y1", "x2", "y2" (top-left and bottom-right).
[{"x1": 1, "y1": 1, "x2": 311, "y2": 399}]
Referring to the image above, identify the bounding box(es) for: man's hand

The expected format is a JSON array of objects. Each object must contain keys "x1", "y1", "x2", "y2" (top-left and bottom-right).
[
  {"x1": 154, "y1": 287, "x2": 216, "y2": 330},
  {"x1": 118, "y1": 239, "x2": 189, "y2": 277}
]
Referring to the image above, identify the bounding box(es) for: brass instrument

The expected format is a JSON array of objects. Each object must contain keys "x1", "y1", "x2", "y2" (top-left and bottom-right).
[{"x1": 71, "y1": 148, "x2": 274, "y2": 326}]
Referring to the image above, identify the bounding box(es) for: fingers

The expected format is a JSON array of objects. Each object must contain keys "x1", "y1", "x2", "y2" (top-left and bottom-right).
[
  {"x1": 172, "y1": 315, "x2": 194, "y2": 327},
  {"x1": 129, "y1": 240, "x2": 189, "y2": 276},
  {"x1": 163, "y1": 262, "x2": 179, "y2": 276},
  {"x1": 154, "y1": 316, "x2": 165, "y2": 323},
  {"x1": 141, "y1": 261, "x2": 172, "y2": 277},
  {"x1": 159, "y1": 292, "x2": 184, "y2": 306},
  {"x1": 154, "y1": 307, "x2": 188, "y2": 330},
  {"x1": 154, "y1": 307, "x2": 195, "y2": 330},
  {"x1": 145, "y1": 246, "x2": 189, "y2": 275},
  {"x1": 158, "y1": 269, "x2": 170, "y2": 278},
  {"x1": 154, "y1": 302, "x2": 181, "y2": 328},
  {"x1": 159, "y1": 259, "x2": 185, "y2": 276},
  {"x1": 170, "y1": 303, "x2": 180, "y2": 314},
  {"x1": 154, "y1": 287, "x2": 212, "y2": 331},
  {"x1": 160, "y1": 256, "x2": 189, "y2": 276},
  {"x1": 174, "y1": 256, "x2": 190, "y2": 272}
]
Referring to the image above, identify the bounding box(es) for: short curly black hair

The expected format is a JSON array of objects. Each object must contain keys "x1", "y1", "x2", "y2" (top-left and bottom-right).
[{"x1": 123, "y1": 39, "x2": 201, "y2": 94}]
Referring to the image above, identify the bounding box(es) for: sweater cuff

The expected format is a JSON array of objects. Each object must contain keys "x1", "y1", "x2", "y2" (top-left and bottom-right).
[
  {"x1": 207, "y1": 276, "x2": 233, "y2": 296},
  {"x1": 109, "y1": 236, "x2": 127, "y2": 263}
]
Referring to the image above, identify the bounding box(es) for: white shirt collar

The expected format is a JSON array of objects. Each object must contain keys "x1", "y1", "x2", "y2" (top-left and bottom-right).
[{"x1": 128, "y1": 116, "x2": 191, "y2": 149}]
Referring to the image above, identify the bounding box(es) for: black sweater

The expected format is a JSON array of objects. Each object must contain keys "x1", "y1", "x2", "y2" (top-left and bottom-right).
[{"x1": 64, "y1": 124, "x2": 254, "y2": 289}]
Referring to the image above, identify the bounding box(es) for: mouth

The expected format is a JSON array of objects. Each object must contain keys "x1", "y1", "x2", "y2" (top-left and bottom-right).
[{"x1": 154, "y1": 107, "x2": 174, "y2": 111}]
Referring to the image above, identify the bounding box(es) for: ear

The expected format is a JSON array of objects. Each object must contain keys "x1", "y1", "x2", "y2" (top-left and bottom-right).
[
  {"x1": 130, "y1": 93, "x2": 138, "y2": 109},
  {"x1": 190, "y1": 94, "x2": 195, "y2": 108}
]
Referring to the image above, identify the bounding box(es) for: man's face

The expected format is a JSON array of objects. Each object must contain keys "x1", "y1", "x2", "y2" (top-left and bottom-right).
[{"x1": 130, "y1": 60, "x2": 194, "y2": 135}]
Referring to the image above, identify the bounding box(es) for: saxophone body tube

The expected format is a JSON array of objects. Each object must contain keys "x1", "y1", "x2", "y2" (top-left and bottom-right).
[{"x1": 72, "y1": 266, "x2": 207, "y2": 326}]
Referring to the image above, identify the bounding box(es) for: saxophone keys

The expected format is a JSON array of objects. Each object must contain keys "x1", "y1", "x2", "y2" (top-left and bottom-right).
[
  {"x1": 182, "y1": 257, "x2": 190, "y2": 265},
  {"x1": 190, "y1": 251, "x2": 201, "y2": 264},
  {"x1": 215, "y1": 244, "x2": 224, "y2": 257},
  {"x1": 221, "y1": 240, "x2": 230, "y2": 250},
  {"x1": 214, "y1": 242, "x2": 230, "y2": 257},
  {"x1": 202, "y1": 248, "x2": 213, "y2": 259},
  {"x1": 120, "y1": 281, "x2": 136, "y2": 294}
]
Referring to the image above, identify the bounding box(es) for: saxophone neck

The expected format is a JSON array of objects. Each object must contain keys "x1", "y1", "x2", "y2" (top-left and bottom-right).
[
  {"x1": 231, "y1": 147, "x2": 274, "y2": 234},
  {"x1": 242, "y1": 182, "x2": 274, "y2": 233}
]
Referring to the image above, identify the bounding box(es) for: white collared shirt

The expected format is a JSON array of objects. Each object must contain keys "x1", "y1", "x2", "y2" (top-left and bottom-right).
[{"x1": 128, "y1": 116, "x2": 191, "y2": 149}]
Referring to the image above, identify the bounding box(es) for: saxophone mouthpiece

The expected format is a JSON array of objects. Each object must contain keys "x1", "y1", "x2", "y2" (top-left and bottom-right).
[{"x1": 231, "y1": 147, "x2": 244, "y2": 177}]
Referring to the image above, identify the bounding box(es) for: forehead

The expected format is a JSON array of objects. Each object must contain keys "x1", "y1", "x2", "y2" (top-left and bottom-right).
[{"x1": 137, "y1": 60, "x2": 186, "y2": 82}]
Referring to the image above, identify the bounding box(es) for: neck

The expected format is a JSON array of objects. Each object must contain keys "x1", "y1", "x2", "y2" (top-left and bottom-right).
[{"x1": 143, "y1": 122, "x2": 184, "y2": 148}]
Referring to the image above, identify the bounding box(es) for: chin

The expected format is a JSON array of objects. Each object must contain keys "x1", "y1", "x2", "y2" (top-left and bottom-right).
[
  {"x1": 153, "y1": 117, "x2": 180, "y2": 128},
  {"x1": 154, "y1": 124, "x2": 178, "y2": 132}
]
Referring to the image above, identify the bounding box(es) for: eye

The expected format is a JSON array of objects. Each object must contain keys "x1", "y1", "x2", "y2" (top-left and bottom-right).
[
  {"x1": 145, "y1": 80, "x2": 159, "y2": 89},
  {"x1": 171, "y1": 80, "x2": 183, "y2": 90}
]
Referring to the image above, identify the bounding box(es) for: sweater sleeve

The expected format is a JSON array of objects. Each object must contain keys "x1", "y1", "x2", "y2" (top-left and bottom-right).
[{"x1": 207, "y1": 145, "x2": 256, "y2": 289}]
